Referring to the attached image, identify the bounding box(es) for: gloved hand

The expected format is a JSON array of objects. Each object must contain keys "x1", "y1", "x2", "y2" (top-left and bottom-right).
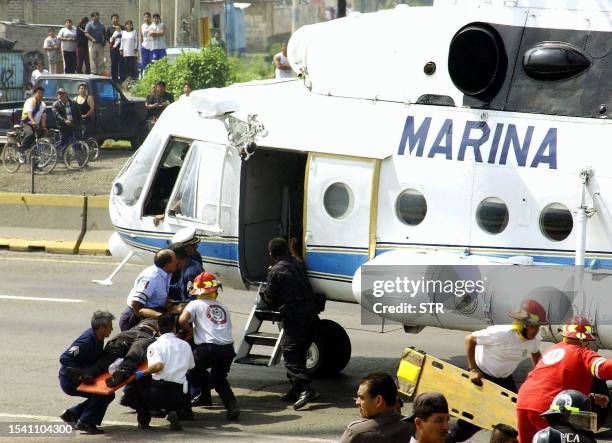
[
  {"x1": 82, "y1": 375, "x2": 95, "y2": 385},
  {"x1": 134, "y1": 370, "x2": 146, "y2": 380}
]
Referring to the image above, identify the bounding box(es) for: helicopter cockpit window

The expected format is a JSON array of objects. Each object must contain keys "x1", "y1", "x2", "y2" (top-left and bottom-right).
[
  {"x1": 476, "y1": 197, "x2": 509, "y2": 234},
  {"x1": 142, "y1": 138, "x2": 192, "y2": 217},
  {"x1": 540, "y1": 203, "x2": 573, "y2": 242},
  {"x1": 167, "y1": 144, "x2": 201, "y2": 220}
]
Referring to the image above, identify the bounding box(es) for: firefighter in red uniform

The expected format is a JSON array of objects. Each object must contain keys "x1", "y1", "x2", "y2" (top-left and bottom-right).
[{"x1": 516, "y1": 316, "x2": 612, "y2": 443}]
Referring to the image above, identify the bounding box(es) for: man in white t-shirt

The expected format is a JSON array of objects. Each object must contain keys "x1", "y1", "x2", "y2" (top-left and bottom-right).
[
  {"x1": 57, "y1": 18, "x2": 77, "y2": 73},
  {"x1": 179, "y1": 272, "x2": 240, "y2": 420},
  {"x1": 30, "y1": 61, "x2": 48, "y2": 85},
  {"x1": 133, "y1": 314, "x2": 194, "y2": 430},
  {"x1": 18, "y1": 86, "x2": 47, "y2": 162},
  {"x1": 447, "y1": 299, "x2": 547, "y2": 442},
  {"x1": 274, "y1": 42, "x2": 293, "y2": 79}
]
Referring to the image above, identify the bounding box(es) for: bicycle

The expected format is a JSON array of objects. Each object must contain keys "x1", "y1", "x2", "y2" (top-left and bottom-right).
[
  {"x1": 48, "y1": 127, "x2": 90, "y2": 170},
  {"x1": 2, "y1": 124, "x2": 57, "y2": 174},
  {"x1": 76, "y1": 125, "x2": 99, "y2": 162}
]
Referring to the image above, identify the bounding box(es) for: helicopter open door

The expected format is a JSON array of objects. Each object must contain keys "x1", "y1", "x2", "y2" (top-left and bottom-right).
[{"x1": 304, "y1": 154, "x2": 380, "y2": 300}]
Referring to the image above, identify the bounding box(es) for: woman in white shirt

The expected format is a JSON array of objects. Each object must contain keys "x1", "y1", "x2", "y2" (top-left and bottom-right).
[{"x1": 120, "y1": 20, "x2": 139, "y2": 81}]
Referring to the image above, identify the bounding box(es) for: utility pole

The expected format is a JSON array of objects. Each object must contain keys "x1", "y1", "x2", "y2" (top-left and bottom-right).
[
  {"x1": 175, "y1": 0, "x2": 180, "y2": 46},
  {"x1": 291, "y1": 0, "x2": 298, "y2": 35}
]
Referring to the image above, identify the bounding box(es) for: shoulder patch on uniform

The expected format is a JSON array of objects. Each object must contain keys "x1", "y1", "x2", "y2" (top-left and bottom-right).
[
  {"x1": 136, "y1": 277, "x2": 150, "y2": 292},
  {"x1": 68, "y1": 346, "x2": 79, "y2": 356}
]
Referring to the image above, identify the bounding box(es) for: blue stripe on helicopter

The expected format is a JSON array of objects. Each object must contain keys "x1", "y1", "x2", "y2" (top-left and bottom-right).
[
  {"x1": 305, "y1": 250, "x2": 369, "y2": 278},
  {"x1": 118, "y1": 232, "x2": 239, "y2": 263}
]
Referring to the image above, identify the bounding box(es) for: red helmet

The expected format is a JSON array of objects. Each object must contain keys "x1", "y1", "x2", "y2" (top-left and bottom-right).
[
  {"x1": 190, "y1": 272, "x2": 222, "y2": 296},
  {"x1": 561, "y1": 316, "x2": 595, "y2": 341},
  {"x1": 509, "y1": 300, "x2": 548, "y2": 326}
]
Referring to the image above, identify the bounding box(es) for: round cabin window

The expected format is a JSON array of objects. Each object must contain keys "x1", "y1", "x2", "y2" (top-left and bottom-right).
[
  {"x1": 476, "y1": 197, "x2": 509, "y2": 234},
  {"x1": 540, "y1": 203, "x2": 573, "y2": 241},
  {"x1": 323, "y1": 182, "x2": 352, "y2": 219},
  {"x1": 396, "y1": 189, "x2": 427, "y2": 226}
]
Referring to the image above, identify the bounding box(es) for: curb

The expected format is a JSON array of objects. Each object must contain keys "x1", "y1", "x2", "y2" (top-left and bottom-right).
[{"x1": 0, "y1": 192, "x2": 111, "y2": 256}]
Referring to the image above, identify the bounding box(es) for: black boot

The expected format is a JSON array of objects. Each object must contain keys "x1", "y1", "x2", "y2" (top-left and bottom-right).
[
  {"x1": 293, "y1": 387, "x2": 319, "y2": 410},
  {"x1": 105, "y1": 369, "x2": 130, "y2": 387}
]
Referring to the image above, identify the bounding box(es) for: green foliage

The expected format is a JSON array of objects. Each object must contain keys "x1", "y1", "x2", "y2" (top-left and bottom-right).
[
  {"x1": 228, "y1": 54, "x2": 274, "y2": 84},
  {"x1": 132, "y1": 47, "x2": 231, "y2": 98}
]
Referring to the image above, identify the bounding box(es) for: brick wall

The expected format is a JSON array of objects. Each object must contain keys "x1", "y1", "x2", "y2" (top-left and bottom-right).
[{"x1": 2, "y1": 0, "x2": 139, "y2": 25}]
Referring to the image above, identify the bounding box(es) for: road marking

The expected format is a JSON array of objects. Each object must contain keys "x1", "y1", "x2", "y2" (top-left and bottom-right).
[
  {"x1": 0, "y1": 413, "x2": 335, "y2": 442},
  {"x1": 0, "y1": 254, "x2": 133, "y2": 267},
  {"x1": 0, "y1": 295, "x2": 85, "y2": 303}
]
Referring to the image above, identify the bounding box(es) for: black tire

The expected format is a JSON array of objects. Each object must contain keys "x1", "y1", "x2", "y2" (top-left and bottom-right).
[
  {"x1": 306, "y1": 319, "x2": 351, "y2": 378},
  {"x1": 30, "y1": 138, "x2": 57, "y2": 175},
  {"x1": 2, "y1": 140, "x2": 21, "y2": 173},
  {"x1": 64, "y1": 140, "x2": 90, "y2": 170},
  {"x1": 86, "y1": 137, "x2": 99, "y2": 161},
  {"x1": 591, "y1": 378, "x2": 610, "y2": 429}
]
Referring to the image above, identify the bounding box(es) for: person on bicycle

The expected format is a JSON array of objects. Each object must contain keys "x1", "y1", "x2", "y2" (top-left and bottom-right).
[
  {"x1": 19, "y1": 86, "x2": 47, "y2": 162},
  {"x1": 52, "y1": 88, "x2": 82, "y2": 149}
]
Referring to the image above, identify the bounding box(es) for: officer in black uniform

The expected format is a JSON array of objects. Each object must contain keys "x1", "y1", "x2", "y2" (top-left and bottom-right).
[
  {"x1": 169, "y1": 244, "x2": 203, "y2": 303},
  {"x1": 171, "y1": 227, "x2": 203, "y2": 266},
  {"x1": 58, "y1": 311, "x2": 116, "y2": 435},
  {"x1": 533, "y1": 390, "x2": 597, "y2": 443},
  {"x1": 263, "y1": 237, "x2": 320, "y2": 410}
]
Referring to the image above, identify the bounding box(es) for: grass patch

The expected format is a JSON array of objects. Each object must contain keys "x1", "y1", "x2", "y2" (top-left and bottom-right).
[{"x1": 101, "y1": 139, "x2": 132, "y2": 149}]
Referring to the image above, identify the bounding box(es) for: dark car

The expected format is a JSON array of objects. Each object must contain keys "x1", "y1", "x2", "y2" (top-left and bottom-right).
[{"x1": 0, "y1": 74, "x2": 149, "y2": 148}]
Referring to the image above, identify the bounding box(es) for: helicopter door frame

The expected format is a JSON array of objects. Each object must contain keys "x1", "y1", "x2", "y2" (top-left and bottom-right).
[
  {"x1": 303, "y1": 152, "x2": 381, "y2": 283},
  {"x1": 164, "y1": 140, "x2": 229, "y2": 234}
]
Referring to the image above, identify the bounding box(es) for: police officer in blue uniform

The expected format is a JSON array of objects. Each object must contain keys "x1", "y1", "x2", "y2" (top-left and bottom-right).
[
  {"x1": 59, "y1": 311, "x2": 115, "y2": 435},
  {"x1": 119, "y1": 249, "x2": 178, "y2": 331},
  {"x1": 169, "y1": 244, "x2": 203, "y2": 303},
  {"x1": 171, "y1": 227, "x2": 203, "y2": 266}
]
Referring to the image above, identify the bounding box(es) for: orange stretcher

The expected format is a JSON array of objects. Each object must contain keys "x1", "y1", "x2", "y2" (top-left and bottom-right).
[{"x1": 77, "y1": 363, "x2": 147, "y2": 395}]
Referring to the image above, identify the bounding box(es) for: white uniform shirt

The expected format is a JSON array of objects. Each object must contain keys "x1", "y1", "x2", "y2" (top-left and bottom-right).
[
  {"x1": 474, "y1": 325, "x2": 541, "y2": 378},
  {"x1": 126, "y1": 264, "x2": 171, "y2": 309},
  {"x1": 141, "y1": 23, "x2": 152, "y2": 50},
  {"x1": 147, "y1": 333, "x2": 195, "y2": 387},
  {"x1": 120, "y1": 30, "x2": 138, "y2": 56},
  {"x1": 57, "y1": 26, "x2": 77, "y2": 52},
  {"x1": 184, "y1": 298, "x2": 233, "y2": 345},
  {"x1": 275, "y1": 52, "x2": 293, "y2": 79}
]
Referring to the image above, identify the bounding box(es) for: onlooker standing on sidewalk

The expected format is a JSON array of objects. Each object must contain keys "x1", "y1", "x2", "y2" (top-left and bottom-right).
[
  {"x1": 43, "y1": 28, "x2": 62, "y2": 74},
  {"x1": 149, "y1": 13, "x2": 167, "y2": 62},
  {"x1": 120, "y1": 20, "x2": 139, "y2": 81},
  {"x1": 85, "y1": 12, "x2": 106, "y2": 75},
  {"x1": 57, "y1": 18, "x2": 77, "y2": 74},
  {"x1": 106, "y1": 14, "x2": 124, "y2": 82},
  {"x1": 109, "y1": 24, "x2": 122, "y2": 83},
  {"x1": 140, "y1": 12, "x2": 153, "y2": 75},
  {"x1": 76, "y1": 17, "x2": 91, "y2": 74}
]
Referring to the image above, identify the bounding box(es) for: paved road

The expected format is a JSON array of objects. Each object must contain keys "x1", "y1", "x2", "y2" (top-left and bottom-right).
[{"x1": 1, "y1": 251, "x2": 611, "y2": 442}]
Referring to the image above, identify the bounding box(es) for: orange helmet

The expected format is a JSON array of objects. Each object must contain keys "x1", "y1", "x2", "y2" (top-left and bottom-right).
[
  {"x1": 190, "y1": 272, "x2": 222, "y2": 296},
  {"x1": 509, "y1": 300, "x2": 548, "y2": 326},
  {"x1": 561, "y1": 316, "x2": 595, "y2": 341}
]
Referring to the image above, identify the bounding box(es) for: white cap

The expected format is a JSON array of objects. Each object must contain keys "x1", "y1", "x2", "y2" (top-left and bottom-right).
[{"x1": 171, "y1": 227, "x2": 199, "y2": 246}]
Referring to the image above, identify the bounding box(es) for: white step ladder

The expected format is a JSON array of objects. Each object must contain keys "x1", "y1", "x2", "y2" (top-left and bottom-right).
[{"x1": 234, "y1": 283, "x2": 284, "y2": 367}]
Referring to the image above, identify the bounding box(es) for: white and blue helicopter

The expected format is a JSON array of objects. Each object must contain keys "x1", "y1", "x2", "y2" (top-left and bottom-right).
[{"x1": 104, "y1": 0, "x2": 612, "y2": 376}]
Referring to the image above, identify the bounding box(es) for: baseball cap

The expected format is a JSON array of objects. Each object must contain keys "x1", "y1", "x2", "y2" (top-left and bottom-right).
[{"x1": 57, "y1": 88, "x2": 67, "y2": 93}]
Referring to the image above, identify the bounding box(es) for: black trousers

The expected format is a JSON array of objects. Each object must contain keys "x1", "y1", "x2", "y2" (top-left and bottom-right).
[
  {"x1": 188, "y1": 343, "x2": 237, "y2": 409},
  {"x1": 63, "y1": 51, "x2": 77, "y2": 74},
  {"x1": 122, "y1": 56, "x2": 138, "y2": 81},
  {"x1": 446, "y1": 371, "x2": 517, "y2": 442},
  {"x1": 134, "y1": 378, "x2": 191, "y2": 426},
  {"x1": 110, "y1": 48, "x2": 122, "y2": 83},
  {"x1": 282, "y1": 315, "x2": 317, "y2": 390}
]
